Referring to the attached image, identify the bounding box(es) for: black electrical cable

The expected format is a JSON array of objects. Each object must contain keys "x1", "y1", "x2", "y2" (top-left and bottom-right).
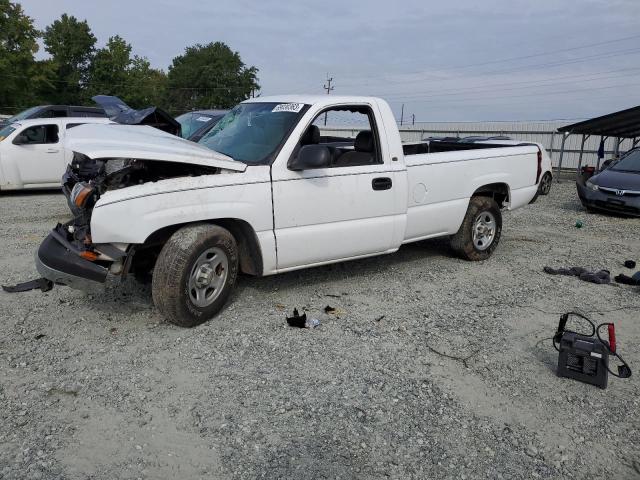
[
  {"x1": 552, "y1": 311, "x2": 595, "y2": 352},
  {"x1": 596, "y1": 323, "x2": 633, "y2": 379}
]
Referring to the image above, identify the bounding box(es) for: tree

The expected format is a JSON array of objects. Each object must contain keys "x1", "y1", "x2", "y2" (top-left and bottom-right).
[
  {"x1": 0, "y1": 0, "x2": 40, "y2": 113},
  {"x1": 86, "y1": 35, "x2": 132, "y2": 98},
  {"x1": 43, "y1": 13, "x2": 96, "y2": 104},
  {"x1": 166, "y1": 42, "x2": 259, "y2": 112},
  {"x1": 125, "y1": 56, "x2": 167, "y2": 107},
  {"x1": 86, "y1": 35, "x2": 167, "y2": 108}
]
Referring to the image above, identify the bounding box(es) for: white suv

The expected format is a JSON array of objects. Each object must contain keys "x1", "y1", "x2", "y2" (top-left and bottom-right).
[{"x1": 0, "y1": 117, "x2": 112, "y2": 190}]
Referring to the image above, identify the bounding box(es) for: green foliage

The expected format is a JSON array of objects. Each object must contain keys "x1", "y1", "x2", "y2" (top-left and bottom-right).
[
  {"x1": 42, "y1": 13, "x2": 96, "y2": 104},
  {"x1": 87, "y1": 35, "x2": 167, "y2": 108},
  {"x1": 0, "y1": 0, "x2": 40, "y2": 111},
  {"x1": 125, "y1": 56, "x2": 168, "y2": 107},
  {"x1": 86, "y1": 35, "x2": 133, "y2": 99},
  {"x1": 0, "y1": 4, "x2": 259, "y2": 115},
  {"x1": 167, "y1": 42, "x2": 260, "y2": 112}
]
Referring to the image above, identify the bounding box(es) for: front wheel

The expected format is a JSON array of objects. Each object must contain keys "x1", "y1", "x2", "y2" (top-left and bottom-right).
[
  {"x1": 152, "y1": 224, "x2": 238, "y2": 327},
  {"x1": 450, "y1": 196, "x2": 502, "y2": 261}
]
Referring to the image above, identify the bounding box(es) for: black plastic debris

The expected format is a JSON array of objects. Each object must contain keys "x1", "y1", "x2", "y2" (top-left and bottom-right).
[
  {"x1": 624, "y1": 260, "x2": 636, "y2": 269},
  {"x1": 614, "y1": 272, "x2": 640, "y2": 286},
  {"x1": 2, "y1": 278, "x2": 53, "y2": 293},
  {"x1": 543, "y1": 266, "x2": 610, "y2": 284},
  {"x1": 92, "y1": 95, "x2": 181, "y2": 136},
  {"x1": 286, "y1": 308, "x2": 320, "y2": 329}
]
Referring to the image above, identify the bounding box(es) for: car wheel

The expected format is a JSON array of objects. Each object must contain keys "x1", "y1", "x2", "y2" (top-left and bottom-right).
[
  {"x1": 152, "y1": 224, "x2": 238, "y2": 327},
  {"x1": 539, "y1": 172, "x2": 552, "y2": 195},
  {"x1": 450, "y1": 196, "x2": 502, "y2": 261}
]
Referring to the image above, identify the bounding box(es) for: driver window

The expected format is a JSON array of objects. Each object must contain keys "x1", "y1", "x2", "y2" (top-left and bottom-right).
[
  {"x1": 19, "y1": 125, "x2": 59, "y2": 144},
  {"x1": 296, "y1": 106, "x2": 381, "y2": 167}
]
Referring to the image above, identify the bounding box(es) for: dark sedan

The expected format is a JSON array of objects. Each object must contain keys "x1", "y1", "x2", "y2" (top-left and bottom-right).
[
  {"x1": 176, "y1": 109, "x2": 229, "y2": 142},
  {"x1": 576, "y1": 148, "x2": 640, "y2": 216}
]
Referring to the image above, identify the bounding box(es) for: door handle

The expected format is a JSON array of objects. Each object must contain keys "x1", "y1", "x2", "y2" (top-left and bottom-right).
[
  {"x1": 46, "y1": 148, "x2": 59, "y2": 153},
  {"x1": 372, "y1": 177, "x2": 392, "y2": 191}
]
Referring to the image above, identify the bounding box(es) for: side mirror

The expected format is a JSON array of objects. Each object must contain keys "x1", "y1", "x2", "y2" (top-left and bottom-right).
[
  {"x1": 288, "y1": 144, "x2": 331, "y2": 171},
  {"x1": 12, "y1": 134, "x2": 28, "y2": 145}
]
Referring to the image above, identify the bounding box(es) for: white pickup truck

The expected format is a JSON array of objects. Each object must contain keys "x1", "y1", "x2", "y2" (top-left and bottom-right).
[{"x1": 36, "y1": 95, "x2": 545, "y2": 327}]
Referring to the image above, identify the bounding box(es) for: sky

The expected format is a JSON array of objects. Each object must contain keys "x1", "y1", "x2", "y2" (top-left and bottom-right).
[{"x1": 19, "y1": 0, "x2": 640, "y2": 122}]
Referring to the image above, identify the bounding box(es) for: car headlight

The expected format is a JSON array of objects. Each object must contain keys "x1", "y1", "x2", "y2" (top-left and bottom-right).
[{"x1": 585, "y1": 180, "x2": 599, "y2": 191}]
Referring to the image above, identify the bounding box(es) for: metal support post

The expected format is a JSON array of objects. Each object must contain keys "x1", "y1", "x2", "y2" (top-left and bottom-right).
[{"x1": 556, "y1": 132, "x2": 568, "y2": 180}]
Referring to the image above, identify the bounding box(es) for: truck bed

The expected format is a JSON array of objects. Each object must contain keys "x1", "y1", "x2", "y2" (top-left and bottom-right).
[{"x1": 402, "y1": 140, "x2": 529, "y2": 156}]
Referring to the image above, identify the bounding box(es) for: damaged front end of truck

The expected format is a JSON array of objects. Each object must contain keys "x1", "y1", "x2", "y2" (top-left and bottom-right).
[
  {"x1": 35, "y1": 123, "x2": 244, "y2": 291},
  {"x1": 37, "y1": 154, "x2": 221, "y2": 289}
]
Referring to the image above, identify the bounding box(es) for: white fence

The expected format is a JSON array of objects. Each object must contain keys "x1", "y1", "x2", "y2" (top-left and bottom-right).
[{"x1": 322, "y1": 122, "x2": 638, "y2": 171}]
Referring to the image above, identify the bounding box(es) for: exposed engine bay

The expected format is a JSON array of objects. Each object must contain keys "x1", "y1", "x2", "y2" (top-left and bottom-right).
[{"x1": 58, "y1": 152, "x2": 220, "y2": 264}]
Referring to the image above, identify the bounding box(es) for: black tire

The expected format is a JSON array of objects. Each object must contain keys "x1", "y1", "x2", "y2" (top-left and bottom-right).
[
  {"x1": 450, "y1": 196, "x2": 502, "y2": 261},
  {"x1": 152, "y1": 224, "x2": 238, "y2": 327},
  {"x1": 539, "y1": 172, "x2": 552, "y2": 195}
]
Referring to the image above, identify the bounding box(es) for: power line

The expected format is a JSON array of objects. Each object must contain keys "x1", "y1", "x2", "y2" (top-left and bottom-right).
[
  {"x1": 335, "y1": 33, "x2": 640, "y2": 84},
  {"x1": 385, "y1": 81, "x2": 640, "y2": 106},
  {"x1": 381, "y1": 67, "x2": 640, "y2": 102},
  {"x1": 402, "y1": 88, "x2": 639, "y2": 120},
  {"x1": 339, "y1": 46, "x2": 640, "y2": 90}
]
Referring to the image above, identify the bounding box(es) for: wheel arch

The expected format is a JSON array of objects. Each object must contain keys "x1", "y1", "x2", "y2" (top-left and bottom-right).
[
  {"x1": 140, "y1": 218, "x2": 264, "y2": 276},
  {"x1": 471, "y1": 182, "x2": 510, "y2": 208}
]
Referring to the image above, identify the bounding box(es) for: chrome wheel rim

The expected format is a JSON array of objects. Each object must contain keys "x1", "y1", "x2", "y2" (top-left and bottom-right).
[
  {"x1": 473, "y1": 211, "x2": 496, "y2": 251},
  {"x1": 541, "y1": 174, "x2": 551, "y2": 194},
  {"x1": 188, "y1": 247, "x2": 228, "y2": 308}
]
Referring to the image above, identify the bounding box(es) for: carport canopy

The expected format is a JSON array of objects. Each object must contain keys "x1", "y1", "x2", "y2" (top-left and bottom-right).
[
  {"x1": 555, "y1": 105, "x2": 640, "y2": 175},
  {"x1": 558, "y1": 104, "x2": 640, "y2": 138}
]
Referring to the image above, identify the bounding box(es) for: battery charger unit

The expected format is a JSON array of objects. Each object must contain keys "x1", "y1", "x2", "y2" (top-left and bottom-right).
[{"x1": 553, "y1": 312, "x2": 631, "y2": 389}]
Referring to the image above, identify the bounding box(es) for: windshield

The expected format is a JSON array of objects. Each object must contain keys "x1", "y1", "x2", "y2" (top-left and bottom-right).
[
  {"x1": 0, "y1": 124, "x2": 17, "y2": 142},
  {"x1": 5, "y1": 106, "x2": 42, "y2": 123},
  {"x1": 611, "y1": 149, "x2": 640, "y2": 173},
  {"x1": 176, "y1": 112, "x2": 214, "y2": 139},
  {"x1": 198, "y1": 102, "x2": 308, "y2": 164}
]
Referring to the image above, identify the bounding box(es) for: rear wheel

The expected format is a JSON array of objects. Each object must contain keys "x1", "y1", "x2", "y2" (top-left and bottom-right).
[
  {"x1": 451, "y1": 196, "x2": 502, "y2": 261},
  {"x1": 539, "y1": 172, "x2": 552, "y2": 195},
  {"x1": 152, "y1": 224, "x2": 238, "y2": 327}
]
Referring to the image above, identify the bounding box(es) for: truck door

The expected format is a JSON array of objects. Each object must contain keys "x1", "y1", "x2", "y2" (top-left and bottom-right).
[
  {"x1": 271, "y1": 103, "x2": 403, "y2": 270},
  {"x1": 10, "y1": 122, "x2": 65, "y2": 185}
]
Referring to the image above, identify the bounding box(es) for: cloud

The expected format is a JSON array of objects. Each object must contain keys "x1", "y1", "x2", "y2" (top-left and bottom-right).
[{"x1": 20, "y1": 0, "x2": 640, "y2": 120}]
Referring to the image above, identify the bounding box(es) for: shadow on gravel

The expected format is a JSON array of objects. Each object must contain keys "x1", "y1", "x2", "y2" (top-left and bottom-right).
[
  {"x1": 0, "y1": 189, "x2": 62, "y2": 197},
  {"x1": 57, "y1": 237, "x2": 454, "y2": 324},
  {"x1": 239, "y1": 237, "x2": 453, "y2": 295}
]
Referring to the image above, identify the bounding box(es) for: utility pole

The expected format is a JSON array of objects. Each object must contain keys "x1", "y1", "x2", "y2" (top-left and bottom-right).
[
  {"x1": 323, "y1": 74, "x2": 334, "y2": 126},
  {"x1": 412, "y1": 114, "x2": 415, "y2": 126},
  {"x1": 400, "y1": 104, "x2": 404, "y2": 126}
]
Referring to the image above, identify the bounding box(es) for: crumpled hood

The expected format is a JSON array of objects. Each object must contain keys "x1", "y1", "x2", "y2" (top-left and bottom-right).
[
  {"x1": 592, "y1": 169, "x2": 640, "y2": 191},
  {"x1": 65, "y1": 123, "x2": 246, "y2": 172}
]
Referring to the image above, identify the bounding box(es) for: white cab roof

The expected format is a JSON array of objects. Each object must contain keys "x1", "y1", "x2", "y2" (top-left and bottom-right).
[{"x1": 243, "y1": 95, "x2": 381, "y2": 108}]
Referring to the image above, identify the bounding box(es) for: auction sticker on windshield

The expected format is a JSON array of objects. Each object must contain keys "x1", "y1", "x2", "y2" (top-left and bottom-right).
[{"x1": 272, "y1": 103, "x2": 304, "y2": 113}]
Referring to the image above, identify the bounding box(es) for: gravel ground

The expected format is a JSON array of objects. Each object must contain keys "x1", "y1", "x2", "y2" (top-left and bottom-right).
[{"x1": 1, "y1": 181, "x2": 639, "y2": 480}]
